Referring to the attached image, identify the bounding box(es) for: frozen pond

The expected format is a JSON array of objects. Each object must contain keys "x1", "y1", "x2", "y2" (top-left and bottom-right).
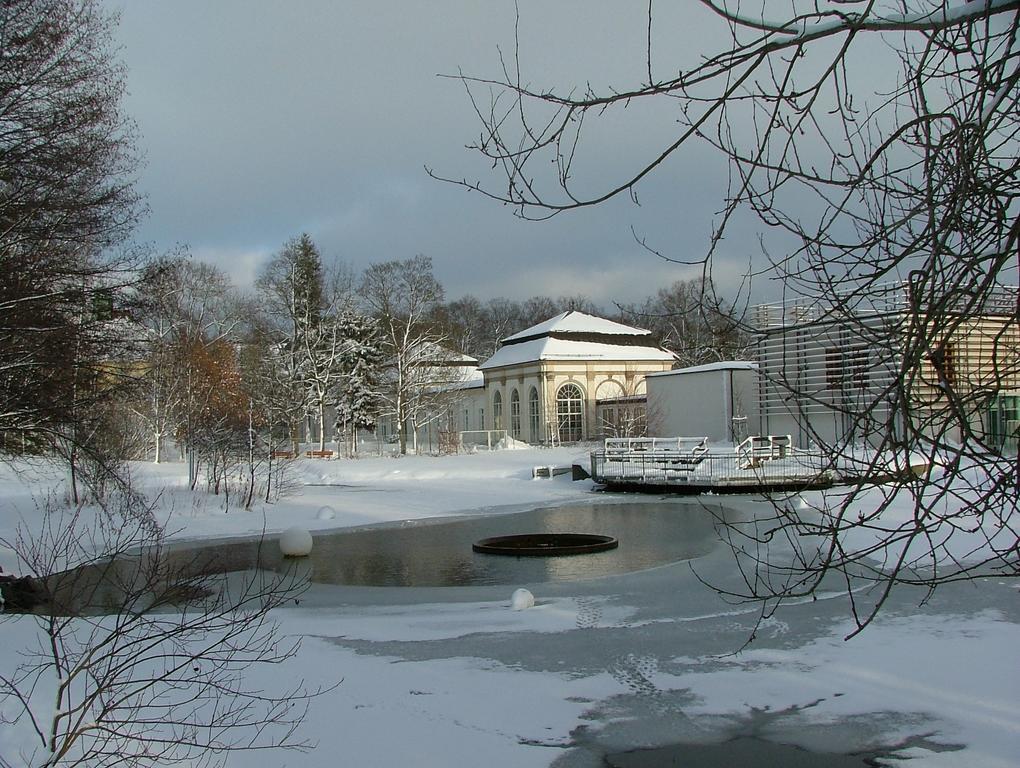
[
  {"x1": 41, "y1": 499, "x2": 736, "y2": 615},
  {"x1": 197, "y1": 500, "x2": 733, "y2": 588},
  {"x1": 34, "y1": 492, "x2": 1017, "y2": 768}
]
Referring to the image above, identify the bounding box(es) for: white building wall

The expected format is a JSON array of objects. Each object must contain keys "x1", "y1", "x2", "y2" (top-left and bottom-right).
[
  {"x1": 755, "y1": 313, "x2": 901, "y2": 447},
  {"x1": 484, "y1": 361, "x2": 671, "y2": 443},
  {"x1": 480, "y1": 367, "x2": 546, "y2": 441},
  {"x1": 646, "y1": 365, "x2": 759, "y2": 443},
  {"x1": 459, "y1": 387, "x2": 487, "y2": 431}
]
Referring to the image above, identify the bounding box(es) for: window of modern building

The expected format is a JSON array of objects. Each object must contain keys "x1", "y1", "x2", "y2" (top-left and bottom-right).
[
  {"x1": 826, "y1": 346, "x2": 869, "y2": 391},
  {"x1": 556, "y1": 383, "x2": 584, "y2": 442},
  {"x1": 847, "y1": 346, "x2": 870, "y2": 389},
  {"x1": 935, "y1": 343, "x2": 956, "y2": 387},
  {"x1": 825, "y1": 348, "x2": 842, "y2": 390},
  {"x1": 510, "y1": 389, "x2": 521, "y2": 439},
  {"x1": 988, "y1": 394, "x2": 1019, "y2": 451}
]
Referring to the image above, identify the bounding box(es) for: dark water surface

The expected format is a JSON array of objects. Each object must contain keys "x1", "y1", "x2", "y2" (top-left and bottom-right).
[
  {"x1": 197, "y1": 500, "x2": 728, "y2": 588},
  {"x1": 606, "y1": 737, "x2": 877, "y2": 768},
  {"x1": 47, "y1": 500, "x2": 733, "y2": 613},
  {"x1": 281, "y1": 501, "x2": 724, "y2": 587}
]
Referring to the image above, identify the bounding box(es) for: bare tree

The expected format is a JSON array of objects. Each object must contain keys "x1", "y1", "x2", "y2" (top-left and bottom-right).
[
  {"x1": 131, "y1": 256, "x2": 238, "y2": 464},
  {"x1": 360, "y1": 256, "x2": 449, "y2": 454},
  {"x1": 481, "y1": 298, "x2": 527, "y2": 355},
  {"x1": 256, "y1": 235, "x2": 358, "y2": 452},
  {"x1": 0, "y1": 492, "x2": 323, "y2": 767},
  {"x1": 427, "y1": 295, "x2": 491, "y2": 362},
  {"x1": 299, "y1": 306, "x2": 376, "y2": 454},
  {"x1": 0, "y1": 0, "x2": 141, "y2": 459},
  {"x1": 431, "y1": 293, "x2": 608, "y2": 363},
  {"x1": 186, "y1": 337, "x2": 239, "y2": 492},
  {"x1": 619, "y1": 278, "x2": 751, "y2": 366},
  {"x1": 443, "y1": 1, "x2": 1020, "y2": 633},
  {"x1": 237, "y1": 318, "x2": 300, "y2": 501}
]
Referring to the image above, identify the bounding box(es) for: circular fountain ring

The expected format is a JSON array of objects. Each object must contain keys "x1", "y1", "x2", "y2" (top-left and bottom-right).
[{"x1": 473, "y1": 533, "x2": 618, "y2": 557}]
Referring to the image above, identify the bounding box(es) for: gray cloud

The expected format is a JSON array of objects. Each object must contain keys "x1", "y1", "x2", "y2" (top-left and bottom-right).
[{"x1": 109, "y1": 1, "x2": 781, "y2": 306}]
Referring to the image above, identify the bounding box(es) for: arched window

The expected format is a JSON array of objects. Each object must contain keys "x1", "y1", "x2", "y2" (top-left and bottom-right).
[
  {"x1": 510, "y1": 389, "x2": 521, "y2": 439},
  {"x1": 556, "y1": 383, "x2": 584, "y2": 442},
  {"x1": 492, "y1": 391, "x2": 503, "y2": 430},
  {"x1": 528, "y1": 387, "x2": 540, "y2": 442}
]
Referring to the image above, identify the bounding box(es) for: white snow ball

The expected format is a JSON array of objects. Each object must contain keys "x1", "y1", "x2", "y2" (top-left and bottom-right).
[
  {"x1": 511, "y1": 588, "x2": 535, "y2": 610},
  {"x1": 279, "y1": 527, "x2": 314, "y2": 557},
  {"x1": 316, "y1": 506, "x2": 336, "y2": 521}
]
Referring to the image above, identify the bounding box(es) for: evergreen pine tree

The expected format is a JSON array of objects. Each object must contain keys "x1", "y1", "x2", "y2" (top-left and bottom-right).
[
  {"x1": 257, "y1": 233, "x2": 330, "y2": 449},
  {"x1": 332, "y1": 310, "x2": 383, "y2": 454}
]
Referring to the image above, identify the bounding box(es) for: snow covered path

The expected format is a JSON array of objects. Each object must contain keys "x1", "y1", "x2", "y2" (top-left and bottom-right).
[{"x1": 237, "y1": 550, "x2": 1019, "y2": 767}]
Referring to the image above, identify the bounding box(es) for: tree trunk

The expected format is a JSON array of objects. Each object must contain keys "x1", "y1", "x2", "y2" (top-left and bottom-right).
[
  {"x1": 188, "y1": 447, "x2": 198, "y2": 490},
  {"x1": 318, "y1": 398, "x2": 326, "y2": 452},
  {"x1": 265, "y1": 432, "x2": 274, "y2": 503},
  {"x1": 245, "y1": 401, "x2": 256, "y2": 510},
  {"x1": 68, "y1": 447, "x2": 79, "y2": 507},
  {"x1": 397, "y1": 393, "x2": 407, "y2": 455}
]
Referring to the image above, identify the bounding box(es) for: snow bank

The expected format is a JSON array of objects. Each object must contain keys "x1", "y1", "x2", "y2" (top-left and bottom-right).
[
  {"x1": 0, "y1": 448, "x2": 596, "y2": 562},
  {"x1": 674, "y1": 611, "x2": 1020, "y2": 767},
  {"x1": 0, "y1": 450, "x2": 1016, "y2": 768}
]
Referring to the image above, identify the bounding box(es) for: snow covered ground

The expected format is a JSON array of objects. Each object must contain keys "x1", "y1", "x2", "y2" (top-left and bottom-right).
[{"x1": 1, "y1": 449, "x2": 1017, "y2": 766}]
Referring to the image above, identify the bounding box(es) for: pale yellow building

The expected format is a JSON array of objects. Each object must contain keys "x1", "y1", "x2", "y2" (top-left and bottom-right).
[{"x1": 472, "y1": 311, "x2": 676, "y2": 443}]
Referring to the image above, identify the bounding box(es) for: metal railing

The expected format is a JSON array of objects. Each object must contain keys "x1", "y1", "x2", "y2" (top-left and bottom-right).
[
  {"x1": 591, "y1": 441, "x2": 835, "y2": 489},
  {"x1": 754, "y1": 282, "x2": 1018, "y2": 328},
  {"x1": 604, "y1": 436, "x2": 708, "y2": 455},
  {"x1": 459, "y1": 429, "x2": 509, "y2": 452}
]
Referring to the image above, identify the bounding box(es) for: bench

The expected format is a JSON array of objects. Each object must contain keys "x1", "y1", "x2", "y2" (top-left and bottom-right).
[
  {"x1": 603, "y1": 437, "x2": 709, "y2": 466},
  {"x1": 304, "y1": 450, "x2": 334, "y2": 459},
  {"x1": 272, "y1": 450, "x2": 295, "y2": 459},
  {"x1": 532, "y1": 465, "x2": 572, "y2": 479},
  {"x1": 654, "y1": 451, "x2": 707, "y2": 467},
  {"x1": 736, "y1": 435, "x2": 793, "y2": 469}
]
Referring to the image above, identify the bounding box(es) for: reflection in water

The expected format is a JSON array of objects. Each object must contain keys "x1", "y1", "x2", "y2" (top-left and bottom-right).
[
  {"x1": 46, "y1": 502, "x2": 731, "y2": 612},
  {"x1": 239, "y1": 501, "x2": 726, "y2": 587}
]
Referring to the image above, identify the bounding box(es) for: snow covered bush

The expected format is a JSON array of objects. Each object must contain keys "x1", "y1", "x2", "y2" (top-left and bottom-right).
[{"x1": 0, "y1": 493, "x2": 324, "y2": 767}]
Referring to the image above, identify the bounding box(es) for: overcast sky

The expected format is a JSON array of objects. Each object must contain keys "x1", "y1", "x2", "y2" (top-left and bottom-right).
[{"x1": 107, "y1": 1, "x2": 781, "y2": 307}]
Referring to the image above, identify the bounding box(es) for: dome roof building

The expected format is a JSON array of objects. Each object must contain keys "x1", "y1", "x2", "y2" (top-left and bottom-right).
[{"x1": 474, "y1": 311, "x2": 676, "y2": 443}]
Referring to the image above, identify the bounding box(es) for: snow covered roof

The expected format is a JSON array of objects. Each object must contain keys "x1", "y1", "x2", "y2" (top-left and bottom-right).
[
  {"x1": 647, "y1": 360, "x2": 758, "y2": 377},
  {"x1": 500, "y1": 310, "x2": 652, "y2": 344},
  {"x1": 479, "y1": 310, "x2": 672, "y2": 370},
  {"x1": 449, "y1": 369, "x2": 485, "y2": 390},
  {"x1": 408, "y1": 341, "x2": 478, "y2": 367},
  {"x1": 480, "y1": 337, "x2": 675, "y2": 370},
  {"x1": 418, "y1": 364, "x2": 484, "y2": 394}
]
